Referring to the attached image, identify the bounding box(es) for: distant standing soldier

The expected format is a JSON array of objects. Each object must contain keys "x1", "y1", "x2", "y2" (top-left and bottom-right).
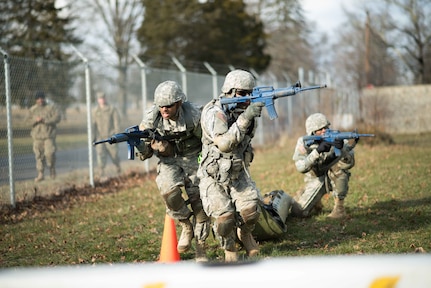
[
  {"x1": 27, "y1": 91, "x2": 61, "y2": 182},
  {"x1": 92, "y1": 92, "x2": 122, "y2": 177}
]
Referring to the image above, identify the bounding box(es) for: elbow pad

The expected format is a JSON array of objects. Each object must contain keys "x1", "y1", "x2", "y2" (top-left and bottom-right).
[{"x1": 213, "y1": 134, "x2": 236, "y2": 153}]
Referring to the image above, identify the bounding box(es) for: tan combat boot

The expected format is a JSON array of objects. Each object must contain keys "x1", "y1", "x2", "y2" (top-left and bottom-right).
[
  {"x1": 224, "y1": 249, "x2": 238, "y2": 262},
  {"x1": 327, "y1": 198, "x2": 346, "y2": 219},
  {"x1": 237, "y1": 228, "x2": 259, "y2": 257},
  {"x1": 177, "y1": 219, "x2": 193, "y2": 253},
  {"x1": 195, "y1": 240, "x2": 208, "y2": 262},
  {"x1": 224, "y1": 237, "x2": 238, "y2": 262},
  {"x1": 34, "y1": 171, "x2": 44, "y2": 182}
]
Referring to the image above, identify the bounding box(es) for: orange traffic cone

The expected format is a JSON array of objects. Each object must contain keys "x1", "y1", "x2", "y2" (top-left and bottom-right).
[{"x1": 158, "y1": 214, "x2": 180, "y2": 263}]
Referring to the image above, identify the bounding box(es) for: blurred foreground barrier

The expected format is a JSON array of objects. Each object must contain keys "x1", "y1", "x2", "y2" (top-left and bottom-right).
[{"x1": 0, "y1": 254, "x2": 430, "y2": 288}]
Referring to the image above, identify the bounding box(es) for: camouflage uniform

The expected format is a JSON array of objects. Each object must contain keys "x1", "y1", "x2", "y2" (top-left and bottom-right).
[
  {"x1": 27, "y1": 91, "x2": 61, "y2": 182},
  {"x1": 198, "y1": 70, "x2": 263, "y2": 261},
  {"x1": 136, "y1": 81, "x2": 210, "y2": 261},
  {"x1": 92, "y1": 92, "x2": 122, "y2": 176},
  {"x1": 292, "y1": 113, "x2": 355, "y2": 218}
]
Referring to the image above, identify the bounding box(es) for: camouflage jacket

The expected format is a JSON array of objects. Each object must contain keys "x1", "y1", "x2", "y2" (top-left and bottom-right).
[
  {"x1": 292, "y1": 136, "x2": 355, "y2": 176},
  {"x1": 138, "y1": 101, "x2": 202, "y2": 157},
  {"x1": 27, "y1": 103, "x2": 61, "y2": 140},
  {"x1": 92, "y1": 104, "x2": 121, "y2": 139}
]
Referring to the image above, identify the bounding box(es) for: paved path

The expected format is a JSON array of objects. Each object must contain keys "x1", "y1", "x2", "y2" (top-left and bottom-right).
[{"x1": 0, "y1": 143, "x2": 152, "y2": 185}]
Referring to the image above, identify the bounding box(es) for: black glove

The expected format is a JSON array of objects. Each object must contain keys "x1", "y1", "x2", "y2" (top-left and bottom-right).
[
  {"x1": 316, "y1": 141, "x2": 332, "y2": 153},
  {"x1": 333, "y1": 139, "x2": 344, "y2": 149}
]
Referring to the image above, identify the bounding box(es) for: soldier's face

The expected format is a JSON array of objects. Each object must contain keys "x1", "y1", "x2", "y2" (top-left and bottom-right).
[
  {"x1": 159, "y1": 102, "x2": 180, "y2": 120},
  {"x1": 235, "y1": 89, "x2": 252, "y2": 109},
  {"x1": 36, "y1": 97, "x2": 45, "y2": 105},
  {"x1": 315, "y1": 126, "x2": 328, "y2": 135}
]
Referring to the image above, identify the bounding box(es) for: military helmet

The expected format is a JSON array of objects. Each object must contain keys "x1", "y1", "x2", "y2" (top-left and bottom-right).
[
  {"x1": 305, "y1": 113, "x2": 330, "y2": 135},
  {"x1": 221, "y1": 69, "x2": 255, "y2": 94},
  {"x1": 154, "y1": 80, "x2": 186, "y2": 107},
  {"x1": 35, "y1": 91, "x2": 46, "y2": 100}
]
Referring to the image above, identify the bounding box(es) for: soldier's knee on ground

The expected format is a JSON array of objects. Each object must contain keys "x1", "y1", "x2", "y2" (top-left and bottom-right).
[
  {"x1": 162, "y1": 186, "x2": 185, "y2": 211},
  {"x1": 240, "y1": 204, "x2": 260, "y2": 225},
  {"x1": 216, "y1": 212, "x2": 236, "y2": 237},
  {"x1": 290, "y1": 200, "x2": 307, "y2": 217}
]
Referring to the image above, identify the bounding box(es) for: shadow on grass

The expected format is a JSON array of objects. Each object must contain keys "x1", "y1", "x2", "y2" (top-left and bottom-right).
[{"x1": 352, "y1": 196, "x2": 431, "y2": 233}]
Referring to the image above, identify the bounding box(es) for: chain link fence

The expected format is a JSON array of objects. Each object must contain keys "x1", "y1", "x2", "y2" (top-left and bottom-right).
[{"x1": 1, "y1": 52, "x2": 347, "y2": 207}]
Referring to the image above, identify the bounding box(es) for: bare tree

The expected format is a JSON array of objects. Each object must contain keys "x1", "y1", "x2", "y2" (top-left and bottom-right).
[
  {"x1": 73, "y1": 0, "x2": 144, "y2": 116},
  {"x1": 245, "y1": 0, "x2": 313, "y2": 81},
  {"x1": 383, "y1": 0, "x2": 431, "y2": 84}
]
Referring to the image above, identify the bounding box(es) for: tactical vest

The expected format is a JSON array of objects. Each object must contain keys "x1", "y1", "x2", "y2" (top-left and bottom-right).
[{"x1": 152, "y1": 101, "x2": 202, "y2": 156}]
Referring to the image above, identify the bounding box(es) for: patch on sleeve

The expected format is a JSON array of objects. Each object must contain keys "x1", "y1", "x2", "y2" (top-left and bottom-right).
[
  {"x1": 215, "y1": 111, "x2": 227, "y2": 124},
  {"x1": 298, "y1": 143, "x2": 307, "y2": 155}
]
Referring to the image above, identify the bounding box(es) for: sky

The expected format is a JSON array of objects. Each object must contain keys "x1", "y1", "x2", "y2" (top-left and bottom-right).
[{"x1": 302, "y1": 0, "x2": 351, "y2": 34}]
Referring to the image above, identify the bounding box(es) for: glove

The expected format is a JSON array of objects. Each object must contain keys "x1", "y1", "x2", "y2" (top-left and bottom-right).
[
  {"x1": 333, "y1": 139, "x2": 344, "y2": 149},
  {"x1": 242, "y1": 102, "x2": 264, "y2": 120},
  {"x1": 151, "y1": 139, "x2": 174, "y2": 156},
  {"x1": 316, "y1": 141, "x2": 332, "y2": 153}
]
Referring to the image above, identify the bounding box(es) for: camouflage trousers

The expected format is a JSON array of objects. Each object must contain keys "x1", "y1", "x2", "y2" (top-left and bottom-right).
[
  {"x1": 294, "y1": 168, "x2": 351, "y2": 217},
  {"x1": 155, "y1": 153, "x2": 210, "y2": 242},
  {"x1": 95, "y1": 143, "x2": 121, "y2": 172},
  {"x1": 199, "y1": 169, "x2": 261, "y2": 249},
  {"x1": 33, "y1": 137, "x2": 56, "y2": 173}
]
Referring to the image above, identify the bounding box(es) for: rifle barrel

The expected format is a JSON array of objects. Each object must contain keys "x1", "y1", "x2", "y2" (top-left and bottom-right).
[{"x1": 93, "y1": 139, "x2": 111, "y2": 146}]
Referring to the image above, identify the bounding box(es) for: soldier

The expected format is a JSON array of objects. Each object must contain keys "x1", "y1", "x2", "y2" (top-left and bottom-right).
[
  {"x1": 92, "y1": 92, "x2": 122, "y2": 177},
  {"x1": 291, "y1": 113, "x2": 356, "y2": 219},
  {"x1": 135, "y1": 81, "x2": 210, "y2": 262},
  {"x1": 198, "y1": 69, "x2": 264, "y2": 262},
  {"x1": 27, "y1": 91, "x2": 61, "y2": 182}
]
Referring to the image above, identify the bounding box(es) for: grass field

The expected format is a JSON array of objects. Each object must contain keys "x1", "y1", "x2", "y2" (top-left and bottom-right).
[{"x1": 0, "y1": 135, "x2": 430, "y2": 267}]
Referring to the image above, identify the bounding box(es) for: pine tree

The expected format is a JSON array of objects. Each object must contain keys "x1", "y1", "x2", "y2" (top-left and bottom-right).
[
  {"x1": 137, "y1": 0, "x2": 270, "y2": 73},
  {"x1": 0, "y1": 0, "x2": 81, "y2": 108}
]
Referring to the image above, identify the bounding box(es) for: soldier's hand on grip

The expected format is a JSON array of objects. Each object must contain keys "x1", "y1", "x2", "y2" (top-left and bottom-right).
[
  {"x1": 316, "y1": 141, "x2": 332, "y2": 153},
  {"x1": 242, "y1": 102, "x2": 265, "y2": 120},
  {"x1": 333, "y1": 139, "x2": 344, "y2": 149}
]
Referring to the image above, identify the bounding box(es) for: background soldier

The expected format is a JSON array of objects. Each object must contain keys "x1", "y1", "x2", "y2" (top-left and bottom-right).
[
  {"x1": 135, "y1": 81, "x2": 210, "y2": 262},
  {"x1": 198, "y1": 69, "x2": 264, "y2": 262},
  {"x1": 291, "y1": 113, "x2": 356, "y2": 219},
  {"x1": 27, "y1": 91, "x2": 61, "y2": 182},
  {"x1": 92, "y1": 92, "x2": 122, "y2": 177}
]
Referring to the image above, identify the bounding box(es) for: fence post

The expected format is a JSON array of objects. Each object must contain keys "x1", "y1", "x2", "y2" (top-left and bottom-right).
[
  {"x1": 132, "y1": 54, "x2": 150, "y2": 174},
  {"x1": 171, "y1": 56, "x2": 187, "y2": 96},
  {"x1": 282, "y1": 71, "x2": 293, "y2": 135},
  {"x1": 0, "y1": 47, "x2": 15, "y2": 208},
  {"x1": 203, "y1": 62, "x2": 218, "y2": 99},
  {"x1": 72, "y1": 46, "x2": 94, "y2": 188}
]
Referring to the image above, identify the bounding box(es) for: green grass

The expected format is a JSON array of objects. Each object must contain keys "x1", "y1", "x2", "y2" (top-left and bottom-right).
[{"x1": 1, "y1": 136, "x2": 430, "y2": 267}]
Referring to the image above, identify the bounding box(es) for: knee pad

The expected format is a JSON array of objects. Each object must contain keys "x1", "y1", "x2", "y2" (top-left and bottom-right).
[
  {"x1": 162, "y1": 187, "x2": 185, "y2": 211},
  {"x1": 216, "y1": 212, "x2": 236, "y2": 237},
  {"x1": 240, "y1": 204, "x2": 260, "y2": 225}
]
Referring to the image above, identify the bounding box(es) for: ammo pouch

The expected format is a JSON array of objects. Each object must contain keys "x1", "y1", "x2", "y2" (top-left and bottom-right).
[
  {"x1": 203, "y1": 147, "x2": 244, "y2": 183},
  {"x1": 253, "y1": 190, "x2": 292, "y2": 241}
]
